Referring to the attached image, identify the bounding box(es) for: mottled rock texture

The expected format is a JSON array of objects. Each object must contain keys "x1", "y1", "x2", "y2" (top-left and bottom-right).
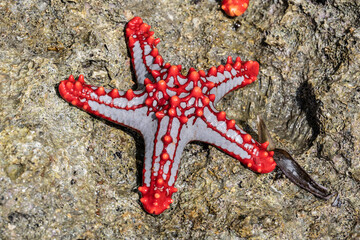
[{"x1": 0, "y1": 0, "x2": 359, "y2": 239}]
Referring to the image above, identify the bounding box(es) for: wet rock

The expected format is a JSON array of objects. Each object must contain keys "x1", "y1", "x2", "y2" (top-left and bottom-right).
[
  {"x1": 0, "y1": 0, "x2": 358, "y2": 239},
  {"x1": 5, "y1": 164, "x2": 25, "y2": 180}
]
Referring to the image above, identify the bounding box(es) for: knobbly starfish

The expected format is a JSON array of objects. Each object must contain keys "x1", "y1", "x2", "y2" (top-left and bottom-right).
[{"x1": 59, "y1": 17, "x2": 277, "y2": 215}]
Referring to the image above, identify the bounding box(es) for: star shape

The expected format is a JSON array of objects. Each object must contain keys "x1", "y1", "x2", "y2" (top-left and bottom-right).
[{"x1": 59, "y1": 17, "x2": 276, "y2": 215}]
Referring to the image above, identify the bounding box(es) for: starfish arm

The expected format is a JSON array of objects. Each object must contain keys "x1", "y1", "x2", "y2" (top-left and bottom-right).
[
  {"x1": 58, "y1": 75, "x2": 152, "y2": 131},
  {"x1": 202, "y1": 57, "x2": 259, "y2": 104},
  {"x1": 194, "y1": 104, "x2": 276, "y2": 173},
  {"x1": 126, "y1": 17, "x2": 165, "y2": 86},
  {"x1": 138, "y1": 116, "x2": 193, "y2": 215}
]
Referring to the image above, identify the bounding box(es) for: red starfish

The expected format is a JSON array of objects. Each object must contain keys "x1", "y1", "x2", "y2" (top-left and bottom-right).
[{"x1": 59, "y1": 17, "x2": 276, "y2": 215}]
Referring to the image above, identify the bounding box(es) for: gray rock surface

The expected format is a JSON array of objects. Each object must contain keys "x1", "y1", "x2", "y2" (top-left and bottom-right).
[{"x1": 0, "y1": 0, "x2": 359, "y2": 239}]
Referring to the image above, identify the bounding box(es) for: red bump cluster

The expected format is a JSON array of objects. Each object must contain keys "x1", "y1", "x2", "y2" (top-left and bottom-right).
[
  {"x1": 144, "y1": 66, "x2": 216, "y2": 123},
  {"x1": 126, "y1": 16, "x2": 155, "y2": 40},
  {"x1": 239, "y1": 141, "x2": 275, "y2": 174},
  {"x1": 241, "y1": 60, "x2": 259, "y2": 85},
  {"x1": 145, "y1": 79, "x2": 171, "y2": 117},
  {"x1": 252, "y1": 142, "x2": 275, "y2": 173},
  {"x1": 58, "y1": 74, "x2": 91, "y2": 110},
  {"x1": 138, "y1": 184, "x2": 178, "y2": 215},
  {"x1": 221, "y1": 0, "x2": 250, "y2": 17}
]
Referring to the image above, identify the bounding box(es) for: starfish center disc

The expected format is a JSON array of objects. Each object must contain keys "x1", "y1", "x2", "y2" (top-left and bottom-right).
[{"x1": 145, "y1": 74, "x2": 212, "y2": 120}]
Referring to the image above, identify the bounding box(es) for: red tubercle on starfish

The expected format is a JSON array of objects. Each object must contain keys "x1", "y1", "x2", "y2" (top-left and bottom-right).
[
  {"x1": 95, "y1": 86, "x2": 106, "y2": 96},
  {"x1": 221, "y1": 0, "x2": 250, "y2": 17},
  {"x1": 243, "y1": 133, "x2": 252, "y2": 143},
  {"x1": 125, "y1": 89, "x2": 135, "y2": 100},
  {"x1": 217, "y1": 111, "x2": 226, "y2": 121},
  {"x1": 161, "y1": 152, "x2": 170, "y2": 161},
  {"x1": 170, "y1": 96, "x2": 180, "y2": 107},
  {"x1": 227, "y1": 119, "x2": 236, "y2": 129},
  {"x1": 208, "y1": 67, "x2": 217, "y2": 76},
  {"x1": 154, "y1": 55, "x2": 164, "y2": 66},
  {"x1": 162, "y1": 134, "x2": 173, "y2": 144},
  {"x1": 150, "y1": 48, "x2": 158, "y2": 57},
  {"x1": 109, "y1": 88, "x2": 120, "y2": 98},
  {"x1": 188, "y1": 71, "x2": 200, "y2": 83}
]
